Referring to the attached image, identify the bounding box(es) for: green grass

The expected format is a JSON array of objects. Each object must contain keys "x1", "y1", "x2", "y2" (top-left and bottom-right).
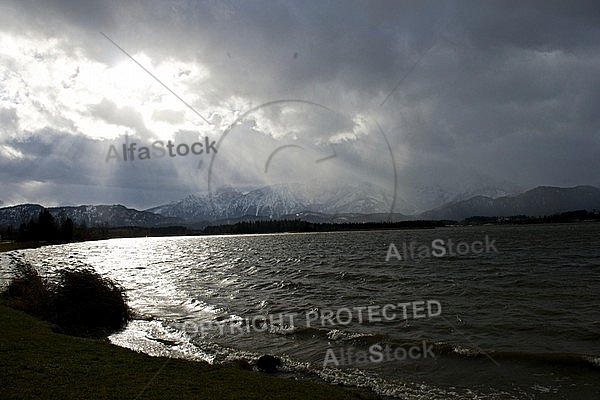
[{"x1": 0, "y1": 303, "x2": 377, "y2": 399}]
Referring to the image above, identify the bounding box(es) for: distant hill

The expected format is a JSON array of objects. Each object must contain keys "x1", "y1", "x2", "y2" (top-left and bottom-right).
[
  {"x1": 418, "y1": 185, "x2": 600, "y2": 221},
  {"x1": 0, "y1": 204, "x2": 181, "y2": 228}
]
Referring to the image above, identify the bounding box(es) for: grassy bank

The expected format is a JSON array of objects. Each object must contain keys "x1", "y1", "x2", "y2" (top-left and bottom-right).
[
  {"x1": 0, "y1": 303, "x2": 375, "y2": 399},
  {"x1": 0, "y1": 241, "x2": 44, "y2": 253}
]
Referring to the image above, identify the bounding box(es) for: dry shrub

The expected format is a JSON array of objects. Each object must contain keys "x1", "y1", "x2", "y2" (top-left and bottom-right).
[{"x1": 2, "y1": 261, "x2": 130, "y2": 337}]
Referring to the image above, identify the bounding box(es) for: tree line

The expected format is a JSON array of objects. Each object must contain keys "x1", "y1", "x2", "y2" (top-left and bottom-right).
[
  {"x1": 0, "y1": 208, "x2": 110, "y2": 243},
  {"x1": 463, "y1": 209, "x2": 600, "y2": 225},
  {"x1": 201, "y1": 219, "x2": 446, "y2": 235},
  {"x1": 0, "y1": 207, "x2": 193, "y2": 243},
  {"x1": 14, "y1": 209, "x2": 75, "y2": 242}
]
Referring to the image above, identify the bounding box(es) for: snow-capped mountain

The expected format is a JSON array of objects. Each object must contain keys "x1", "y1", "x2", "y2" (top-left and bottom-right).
[{"x1": 146, "y1": 181, "x2": 394, "y2": 222}]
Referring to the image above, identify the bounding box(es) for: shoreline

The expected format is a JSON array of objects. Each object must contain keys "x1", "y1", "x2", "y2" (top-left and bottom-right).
[
  {"x1": 0, "y1": 302, "x2": 379, "y2": 399},
  {"x1": 2, "y1": 219, "x2": 598, "y2": 255},
  {"x1": 0, "y1": 241, "x2": 45, "y2": 253}
]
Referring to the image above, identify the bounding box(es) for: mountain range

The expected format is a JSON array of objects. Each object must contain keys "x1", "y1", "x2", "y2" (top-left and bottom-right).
[
  {"x1": 419, "y1": 185, "x2": 600, "y2": 221},
  {"x1": 146, "y1": 182, "x2": 395, "y2": 223},
  {"x1": 0, "y1": 204, "x2": 181, "y2": 229},
  {"x1": 0, "y1": 184, "x2": 599, "y2": 229}
]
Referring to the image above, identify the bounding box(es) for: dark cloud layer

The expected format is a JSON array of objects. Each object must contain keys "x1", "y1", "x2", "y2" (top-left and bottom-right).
[{"x1": 0, "y1": 0, "x2": 598, "y2": 211}]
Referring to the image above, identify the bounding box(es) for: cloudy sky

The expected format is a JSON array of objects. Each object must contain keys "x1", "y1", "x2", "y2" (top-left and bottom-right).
[{"x1": 0, "y1": 0, "x2": 599, "y2": 212}]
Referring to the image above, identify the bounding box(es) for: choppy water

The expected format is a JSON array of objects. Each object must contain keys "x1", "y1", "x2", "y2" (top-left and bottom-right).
[{"x1": 2, "y1": 223, "x2": 599, "y2": 399}]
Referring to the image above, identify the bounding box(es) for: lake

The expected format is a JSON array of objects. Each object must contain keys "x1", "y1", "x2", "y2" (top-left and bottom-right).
[{"x1": 2, "y1": 223, "x2": 599, "y2": 399}]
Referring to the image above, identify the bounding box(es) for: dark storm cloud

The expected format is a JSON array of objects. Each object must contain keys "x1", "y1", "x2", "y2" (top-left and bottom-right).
[
  {"x1": 2, "y1": 131, "x2": 169, "y2": 187},
  {"x1": 462, "y1": 0, "x2": 600, "y2": 54},
  {"x1": 0, "y1": 130, "x2": 103, "y2": 185},
  {"x1": 0, "y1": 0, "x2": 599, "y2": 209}
]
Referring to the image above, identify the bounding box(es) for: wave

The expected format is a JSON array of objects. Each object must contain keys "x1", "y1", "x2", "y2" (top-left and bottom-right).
[{"x1": 432, "y1": 341, "x2": 600, "y2": 369}]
